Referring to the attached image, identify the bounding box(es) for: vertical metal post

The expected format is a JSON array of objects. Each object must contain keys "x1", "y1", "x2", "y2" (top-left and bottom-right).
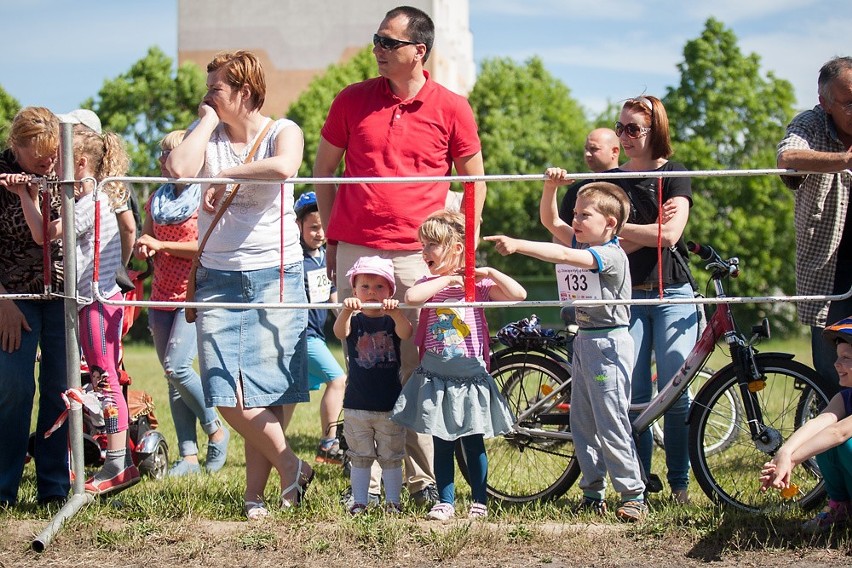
[{"x1": 32, "y1": 121, "x2": 92, "y2": 552}]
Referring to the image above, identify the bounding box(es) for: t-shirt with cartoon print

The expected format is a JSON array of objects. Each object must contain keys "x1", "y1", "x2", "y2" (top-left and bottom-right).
[{"x1": 343, "y1": 312, "x2": 404, "y2": 411}]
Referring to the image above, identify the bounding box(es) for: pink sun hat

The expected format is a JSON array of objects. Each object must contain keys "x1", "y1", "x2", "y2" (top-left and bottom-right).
[{"x1": 346, "y1": 256, "x2": 396, "y2": 296}]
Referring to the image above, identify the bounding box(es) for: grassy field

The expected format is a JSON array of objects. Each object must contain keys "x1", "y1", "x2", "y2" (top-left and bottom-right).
[{"x1": 3, "y1": 335, "x2": 851, "y2": 567}]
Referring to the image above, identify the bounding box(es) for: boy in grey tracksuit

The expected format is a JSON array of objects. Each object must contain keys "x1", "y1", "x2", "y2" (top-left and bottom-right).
[{"x1": 485, "y1": 174, "x2": 646, "y2": 522}]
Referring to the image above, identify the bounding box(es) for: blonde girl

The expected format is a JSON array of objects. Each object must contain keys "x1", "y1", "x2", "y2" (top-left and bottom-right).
[
  {"x1": 391, "y1": 210, "x2": 526, "y2": 520},
  {"x1": 18, "y1": 122, "x2": 136, "y2": 496}
]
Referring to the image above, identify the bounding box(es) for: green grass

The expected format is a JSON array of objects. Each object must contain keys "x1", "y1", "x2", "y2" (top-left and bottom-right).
[{"x1": 6, "y1": 335, "x2": 850, "y2": 565}]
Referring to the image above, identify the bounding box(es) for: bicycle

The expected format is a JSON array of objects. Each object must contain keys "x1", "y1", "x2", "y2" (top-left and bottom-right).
[{"x1": 456, "y1": 241, "x2": 836, "y2": 513}]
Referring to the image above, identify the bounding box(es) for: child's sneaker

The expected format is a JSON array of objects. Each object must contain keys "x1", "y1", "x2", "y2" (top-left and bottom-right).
[
  {"x1": 573, "y1": 496, "x2": 607, "y2": 516},
  {"x1": 384, "y1": 502, "x2": 403, "y2": 515},
  {"x1": 803, "y1": 500, "x2": 851, "y2": 534},
  {"x1": 468, "y1": 502, "x2": 487, "y2": 519},
  {"x1": 426, "y1": 502, "x2": 455, "y2": 521},
  {"x1": 315, "y1": 437, "x2": 344, "y2": 465},
  {"x1": 616, "y1": 499, "x2": 648, "y2": 523},
  {"x1": 340, "y1": 485, "x2": 381, "y2": 510},
  {"x1": 349, "y1": 502, "x2": 368, "y2": 515},
  {"x1": 84, "y1": 464, "x2": 141, "y2": 496}
]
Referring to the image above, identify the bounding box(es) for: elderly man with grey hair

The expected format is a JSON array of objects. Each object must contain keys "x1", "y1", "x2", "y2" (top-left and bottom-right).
[{"x1": 777, "y1": 56, "x2": 852, "y2": 388}]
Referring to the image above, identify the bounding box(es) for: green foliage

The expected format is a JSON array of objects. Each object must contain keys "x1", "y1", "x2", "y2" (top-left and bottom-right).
[
  {"x1": 0, "y1": 84, "x2": 21, "y2": 145},
  {"x1": 662, "y1": 18, "x2": 799, "y2": 334},
  {"x1": 590, "y1": 100, "x2": 622, "y2": 130},
  {"x1": 286, "y1": 46, "x2": 377, "y2": 185},
  {"x1": 84, "y1": 47, "x2": 207, "y2": 184},
  {"x1": 469, "y1": 57, "x2": 589, "y2": 275}
]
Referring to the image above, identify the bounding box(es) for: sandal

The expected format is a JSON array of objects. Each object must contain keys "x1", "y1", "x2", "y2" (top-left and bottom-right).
[
  {"x1": 244, "y1": 500, "x2": 269, "y2": 521},
  {"x1": 280, "y1": 459, "x2": 315, "y2": 508}
]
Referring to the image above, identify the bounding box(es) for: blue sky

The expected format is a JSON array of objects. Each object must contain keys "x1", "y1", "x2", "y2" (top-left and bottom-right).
[{"x1": 2, "y1": 0, "x2": 849, "y2": 116}]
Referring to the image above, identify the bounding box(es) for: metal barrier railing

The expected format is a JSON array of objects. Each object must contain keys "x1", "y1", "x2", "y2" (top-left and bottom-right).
[{"x1": 15, "y1": 125, "x2": 850, "y2": 551}]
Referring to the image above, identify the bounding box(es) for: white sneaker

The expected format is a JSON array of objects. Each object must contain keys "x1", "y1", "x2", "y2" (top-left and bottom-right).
[
  {"x1": 468, "y1": 502, "x2": 487, "y2": 519},
  {"x1": 426, "y1": 502, "x2": 455, "y2": 521}
]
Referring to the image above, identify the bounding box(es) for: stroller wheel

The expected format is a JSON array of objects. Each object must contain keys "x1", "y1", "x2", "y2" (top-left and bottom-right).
[{"x1": 139, "y1": 440, "x2": 169, "y2": 480}]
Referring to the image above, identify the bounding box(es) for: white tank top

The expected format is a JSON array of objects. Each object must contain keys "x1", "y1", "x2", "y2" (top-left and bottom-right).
[{"x1": 197, "y1": 118, "x2": 302, "y2": 270}]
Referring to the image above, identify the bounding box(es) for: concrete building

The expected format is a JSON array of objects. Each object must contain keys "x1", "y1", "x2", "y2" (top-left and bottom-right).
[{"x1": 178, "y1": 0, "x2": 475, "y2": 116}]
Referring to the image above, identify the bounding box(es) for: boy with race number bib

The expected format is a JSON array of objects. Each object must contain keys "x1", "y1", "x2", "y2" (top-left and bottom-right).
[
  {"x1": 485, "y1": 171, "x2": 647, "y2": 522},
  {"x1": 286, "y1": 192, "x2": 346, "y2": 464}
]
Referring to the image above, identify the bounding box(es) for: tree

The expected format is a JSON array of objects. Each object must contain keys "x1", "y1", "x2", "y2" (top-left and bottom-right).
[
  {"x1": 468, "y1": 57, "x2": 589, "y2": 275},
  {"x1": 287, "y1": 46, "x2": 378, "y2": 183},
  {"x1": 662, "y1": 18, "x2": 799, "y2": 334},
  {"x1": 84, "y1": 47, "x2": 206, "y2": 185},
  {"x1": 0, "y1": 85, "x2": 21, "y2": 144}
]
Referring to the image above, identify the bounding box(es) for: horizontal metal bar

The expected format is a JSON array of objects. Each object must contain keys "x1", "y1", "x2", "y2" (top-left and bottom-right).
[
  {"x1": 90, "y1": 285, "x2": 852, "y2": 310},
  {"x1": 95, "y1": 167, "x2": 852, "y2": 191}
]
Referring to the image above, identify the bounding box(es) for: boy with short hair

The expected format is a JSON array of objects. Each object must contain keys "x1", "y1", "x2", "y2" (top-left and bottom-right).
[
  {"x1": 485, "y1": 170, "x2": 647, "y2": 522},
  {"x1": 292, "y1": 191, "x2": 346, "y2": 464}
]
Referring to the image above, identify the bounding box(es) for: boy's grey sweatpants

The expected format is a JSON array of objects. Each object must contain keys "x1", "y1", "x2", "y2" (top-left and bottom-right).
[{"x1": 571, "y1": 326, "x2": 645, "y2": 500}]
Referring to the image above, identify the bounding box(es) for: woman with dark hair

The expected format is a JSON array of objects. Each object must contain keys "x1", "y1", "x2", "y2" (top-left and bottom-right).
[
  {"x1": 613, "y1": 95, "x2": 699, "y2": 504},
  {"x1": 167, "y1": 50, "x2": 311, "y2": 520}
]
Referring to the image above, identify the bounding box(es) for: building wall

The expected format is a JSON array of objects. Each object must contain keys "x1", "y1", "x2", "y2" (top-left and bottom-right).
[{"x1": 178, "y1": 0, "x2": 475, "y2": 116}]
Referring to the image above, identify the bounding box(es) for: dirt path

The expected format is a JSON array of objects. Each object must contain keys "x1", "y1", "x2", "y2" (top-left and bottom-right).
[{"x1": 1, "y1": 518, "x2": 846, "y2": 568}]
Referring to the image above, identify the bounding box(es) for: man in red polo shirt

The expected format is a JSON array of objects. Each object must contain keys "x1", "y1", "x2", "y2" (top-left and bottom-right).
[{"x1": 314, "y1": 5, "x2": 486, "y2": 509}]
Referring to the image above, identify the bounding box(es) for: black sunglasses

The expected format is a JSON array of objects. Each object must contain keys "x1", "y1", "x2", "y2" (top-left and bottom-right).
[
  {"x1": 372, "y1": 34, "x2": 418, "y2": 50},
  {"x1": 615, "y1": 121, "x2": 651, "y2": 139}
]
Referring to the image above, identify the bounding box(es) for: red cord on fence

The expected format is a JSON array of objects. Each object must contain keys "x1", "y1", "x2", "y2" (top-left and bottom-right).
[
  {"x1": 656, "y1": 176, "x2": 663, "y2": 300},
  {"x1": 279, "y1": 184, "x2": 285, "y2": 302},
  {"x1": 93, "y1": 190, "x2": 101, "y2": 285},
  {"x1": 40, "y1": 184, "x2": 52, "y2": 295},
  {"x1": 463, "y1": 181, "x2": 475, "y2": 302}
]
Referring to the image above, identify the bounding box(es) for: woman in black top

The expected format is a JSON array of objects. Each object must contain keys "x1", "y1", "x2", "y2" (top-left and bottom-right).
[{"x1": 613, "y1": 96, "x2": 699, "y2": 504}]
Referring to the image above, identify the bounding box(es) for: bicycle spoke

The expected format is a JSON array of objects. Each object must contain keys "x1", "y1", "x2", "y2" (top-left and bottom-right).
[
  {"x1": 690, "y1": 359, "x2": 831, "y2": 512},
  {"x1": 479, "y1": 353, "x2": 580, "y2": 503}
]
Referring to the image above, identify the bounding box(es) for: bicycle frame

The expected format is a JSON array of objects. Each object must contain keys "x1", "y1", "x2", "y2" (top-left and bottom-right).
[
  {"x1": 501, "y1": 346, "x2": 574, "y2": 440},
  {"x1": 631, "y1": 299, "x2": 728, "y2": 435},
  {"x1": 507, "y1": 252, "x2": 740, "y2": 443},
  {"x1": 482, "y1": 243, "x2": 833, "y2": 509}
]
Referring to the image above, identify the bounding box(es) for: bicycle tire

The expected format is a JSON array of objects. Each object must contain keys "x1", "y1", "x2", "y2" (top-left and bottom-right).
[
  {"x1": 689, "y1": 356, "x2": 832, "y2": 513},
  {"x1": 653, "y1": 367, "x2": 741, "y2": 456},
  {"x1": 457, "y1": 352, "x2": 580, "y2": 504}
]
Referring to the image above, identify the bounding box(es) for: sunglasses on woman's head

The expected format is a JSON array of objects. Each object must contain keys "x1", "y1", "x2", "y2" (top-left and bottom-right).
[
  {"x1": 615, "y1": 121, "x2": 651, "y2": 139},
  {"x1": 372, "y1": 34, "x2": 418, "y2": 50}
]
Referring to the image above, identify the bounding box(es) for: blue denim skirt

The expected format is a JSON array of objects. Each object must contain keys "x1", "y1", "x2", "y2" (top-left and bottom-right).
[{"x1": 195, "y1": 263, "x2": 308, "y2": 408}]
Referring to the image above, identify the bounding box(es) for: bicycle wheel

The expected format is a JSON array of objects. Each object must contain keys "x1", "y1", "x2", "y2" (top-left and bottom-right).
[
  {"x1": 457, "y1": 352, "x2": 580, "y2": 504},
  {"x1": 689, "y1": 357, "x2": 832, "y2": 513},
  {"x1": 652, "y1": 367, "x2": 740, "y2": 456}
]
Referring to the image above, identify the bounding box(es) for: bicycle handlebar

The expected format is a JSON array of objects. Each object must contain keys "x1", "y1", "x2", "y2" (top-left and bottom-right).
[
  {"x1": 688, "y1": 241, "x2": 739, "y2": 279},
  {"x1": 687, "y1": 240, "x2": 715, "y2": 261}
]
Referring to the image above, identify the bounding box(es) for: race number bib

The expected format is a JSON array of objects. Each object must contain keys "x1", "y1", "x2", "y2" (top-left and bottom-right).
[
  {"x1": 306, "y1": 267, "x2": 332, "y2": 303},
  {"x1": 555, "y1": 264, "x2": 602, "y2": 301}
]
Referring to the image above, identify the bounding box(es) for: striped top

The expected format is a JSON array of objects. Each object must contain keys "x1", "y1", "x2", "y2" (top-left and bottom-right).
[{"x1": 419, "y1": 277, "x2": 493, "y2": 361}]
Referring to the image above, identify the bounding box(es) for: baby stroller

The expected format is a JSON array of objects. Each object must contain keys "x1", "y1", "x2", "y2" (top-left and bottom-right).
[{"x1": 30, "y1": 261, "x2": 169, "y2": 479}]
